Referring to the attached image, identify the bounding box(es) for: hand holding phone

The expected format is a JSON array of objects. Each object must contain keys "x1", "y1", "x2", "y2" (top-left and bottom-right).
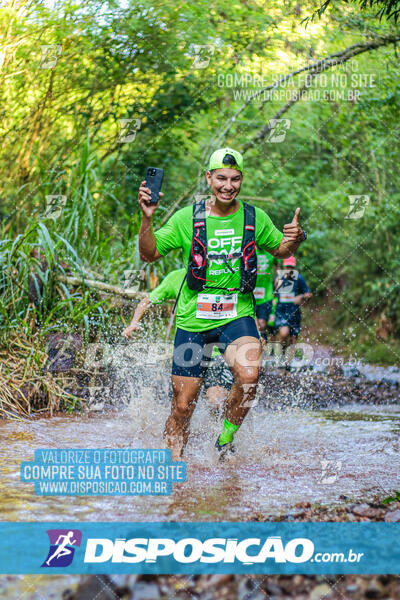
[
  {"x1": 145, "y1": 167, "x2": 164, "y2": 204},
  {"x1": 138, "y1": 167, "x2": 164, "y2": 218}
]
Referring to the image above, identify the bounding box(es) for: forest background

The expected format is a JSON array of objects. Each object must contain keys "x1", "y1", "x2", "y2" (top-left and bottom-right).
[{"x1": 1, "y1": 0, "x2": 400, "y2": 366}]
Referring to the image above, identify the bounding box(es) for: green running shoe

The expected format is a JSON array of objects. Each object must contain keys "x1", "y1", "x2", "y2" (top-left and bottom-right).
[{"x1": 215, "y1": 436, "x2": 236, "y2": 460}]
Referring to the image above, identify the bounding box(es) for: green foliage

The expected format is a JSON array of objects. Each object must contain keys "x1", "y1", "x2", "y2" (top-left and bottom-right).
[
  {"x1": 362, "y1": 342, "x2": 399, "y2": 364},
  {"x1": 383, "y1": 490, "x2": 400, "y2": 503},
  {"x1": 303, "y1": 0, "x2": 400, "y2": 25},
  {"x1": 0, "y1": 0, "x2": 399, "y2": 358},
  {"x1": 0, "y1": 220, "x2": 107, "y2": 344}
]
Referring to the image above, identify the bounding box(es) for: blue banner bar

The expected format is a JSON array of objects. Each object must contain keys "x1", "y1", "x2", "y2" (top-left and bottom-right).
[{"x1": 0, "y1": 522, "x2": 399, "y2": 574}]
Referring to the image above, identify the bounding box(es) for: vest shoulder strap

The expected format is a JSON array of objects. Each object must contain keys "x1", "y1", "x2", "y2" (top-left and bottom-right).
[
  {"x1": 192, "y1": 199, "x2": 208, "y2": 224},
  {"x1": 242, "y1": 201, "x2": 256, "y2": 244}
]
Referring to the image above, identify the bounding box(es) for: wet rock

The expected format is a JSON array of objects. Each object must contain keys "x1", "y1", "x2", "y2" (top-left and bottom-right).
[
  {"x1": 74, "y1": 575, "x2": 116, "y2": 600},
  {"x1": 293, "y1": 575, "x2": 304, "y2": 586},
  {"x1": 196, "y1": 574, "x2": 233, "y2": 591},
  {"x1": 312, "y1": 363, "x2": 327, "y2": 374},
  {"x1": 351, "y1": 504, "x2": 384, "y2": 519},
  {"x1": 110, "y1": 574, "x2": 139, "y2": 595},
  {"x1": 89, "y1": 400, "x2": 106, "y2": 411},
  {"x1": 261, "y1": 364, "x2": 400, "y2": 411},
  {"x1": 129, "y1": 582, "x2": 161, "y2": 599},
  {"x1": 238, "y1": 577, "x2": 254, "y2": 598},
  {"x1": 384, "y1": 509, "x2": 400, "y2": 522},
  {"x1": 341, "y1": 364, "x2": 360, "y2": 378},
  {"x1": 358, "y1": 364, "x2": 400, "y2": 386},
  {"x1": 158, "y1": 582, "x2": 171, "y2": 595},
  {"x1": 59, "y1": 574, "x2": 400, "y2": 600},
  {"x1": 365, "y1": 578, "x2": 385, "y2": 598},
  {"x1": 44, "y1": 333, "x2": 82, "y2": 373},
  {"x1": 238, "y1": 577, "x2": 266, "y2": 600},
  {"x1": 328, "y1": 363, "x2": 343, "y2": 376},
  {"x1": 285, "y1": 509, "x2": 306, "y2": 519},
  {"x1": 309, "y1": 583, "x2": 332, "y2": 599},
  {"x1": 239, "y1": 591, "x2": 266, "y2": 600},
  {"x1": 346, "y1": 584, "x2": 360, "y2": 593},
  {"x1": 265, "y1": 582, "x2": 282, "y2": 595},
  {"x1": 323, "y1": 575, "x2": 338, "y2": 584}
]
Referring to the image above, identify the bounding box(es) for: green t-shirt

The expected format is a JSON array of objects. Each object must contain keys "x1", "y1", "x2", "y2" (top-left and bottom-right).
[
  {"x1": 154, "y1": 200, "x2": 283, "y2": 332},
  {"x1": 148, "y1": 268, "x2": 186, "y2": 304},
  {"x1": 254, "y1": 252, "x2": 281, "y2": 305}
]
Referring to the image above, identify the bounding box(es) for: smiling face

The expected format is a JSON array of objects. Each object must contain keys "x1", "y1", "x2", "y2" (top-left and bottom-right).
[{"x1": 206, "y1": 168, "x2": 243, "y2": 205}]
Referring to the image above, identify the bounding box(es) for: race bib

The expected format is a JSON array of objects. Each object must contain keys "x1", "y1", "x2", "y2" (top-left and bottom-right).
[
  {"x1": 280, "y1": 292, "x2": 295, "y2": 303},
  {"x1": 253, "y1": 287, "x2": 265, "y2": 300},
  {"x1": 196, "y1": 293, "x2": 238, "y2": 319}
]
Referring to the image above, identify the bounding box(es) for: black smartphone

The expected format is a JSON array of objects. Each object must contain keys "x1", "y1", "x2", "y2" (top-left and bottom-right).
[{"x1": 145, "y1": 167, "x2": 164, "y2": 204}]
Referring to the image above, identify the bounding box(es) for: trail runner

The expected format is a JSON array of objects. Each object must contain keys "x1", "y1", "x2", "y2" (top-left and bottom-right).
[
  {"x1": 138, "y1": 148, "x2": 306, "y2": 459},
  {"x1": 122, "y1": 267, "x2": 234, "y2": 411},
  {"x1": 274, "y1": 256, "x2": 313, "y2": 356},
  {"x1": 254, "y1": 250, "x2": 281, "y2": 341},
  {"x1": 122, "y1": 267, "x2": 186, "y2": 336}
]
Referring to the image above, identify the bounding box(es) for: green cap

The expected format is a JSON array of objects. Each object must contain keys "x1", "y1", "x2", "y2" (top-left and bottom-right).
[{"x1": 208, "y1": 147, "x2": 244, "y2": 173}]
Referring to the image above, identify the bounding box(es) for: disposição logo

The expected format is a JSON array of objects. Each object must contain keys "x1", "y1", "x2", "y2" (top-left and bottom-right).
[{"x1": 41, "y1": 529, "x2": 82, "y2": 567}]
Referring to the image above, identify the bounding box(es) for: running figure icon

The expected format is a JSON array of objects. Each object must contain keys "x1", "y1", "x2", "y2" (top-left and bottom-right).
[{"x1": 45, "y1": 531, "x2": 77, "y2": 566}]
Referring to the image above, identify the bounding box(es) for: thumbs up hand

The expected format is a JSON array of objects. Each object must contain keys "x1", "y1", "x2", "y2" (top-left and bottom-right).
[
  {"x1": 292, "y1": 207, "x2": 300, "y2": 224},
  {"x1": 283, "y1": 207, "x2": 304, "y2": 242}
]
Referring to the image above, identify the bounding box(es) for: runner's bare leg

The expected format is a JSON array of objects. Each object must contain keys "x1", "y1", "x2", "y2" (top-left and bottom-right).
[
  {"x1": 277, "y1": 325, "x2": 290, "y2": 354},
  {"x1": 223, "y1": 335, "x2": 262, "y2": 425},
  {"x1": 164, "y1": 375, "x2": 204, "y2": 460},
  {"x1": 257, "y1": 318, "x2": 267, "y2": 334}
]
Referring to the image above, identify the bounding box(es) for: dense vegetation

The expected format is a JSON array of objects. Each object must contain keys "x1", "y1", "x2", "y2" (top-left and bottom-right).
[{"x1": 1, "y1": 0, "x2": 399, "y2": 362}]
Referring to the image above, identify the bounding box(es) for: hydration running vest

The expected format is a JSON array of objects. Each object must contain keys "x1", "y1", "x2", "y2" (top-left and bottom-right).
[{"x1": 187, "y1": 199, "x2": 257, "y2": 293}]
